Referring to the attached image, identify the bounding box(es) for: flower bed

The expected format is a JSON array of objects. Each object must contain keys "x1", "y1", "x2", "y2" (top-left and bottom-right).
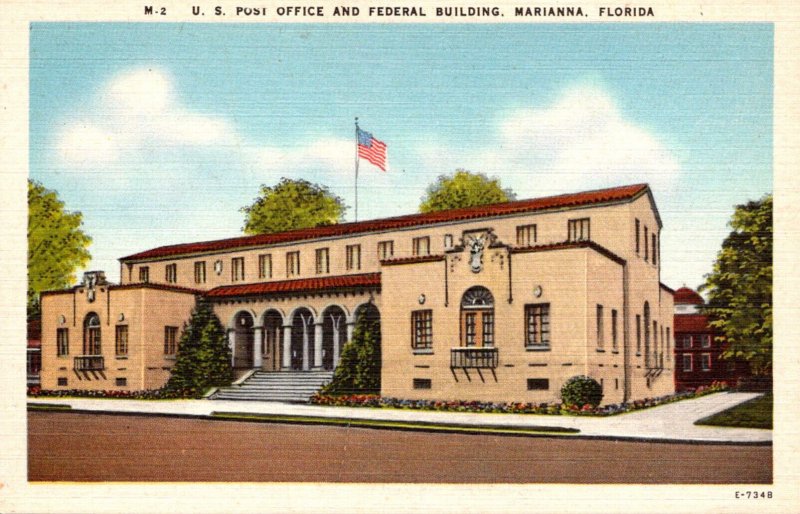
[
  {"x1": 27, "y1": 385, "x2": 201, "y2": 399},
  {"x1": 310, "y1": 381, "x2": 730, "y2": 416}
]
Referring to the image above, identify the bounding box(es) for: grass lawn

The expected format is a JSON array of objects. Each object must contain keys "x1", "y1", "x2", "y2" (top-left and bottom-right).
[{"x1": 695, "y1": 393, "x2": 772, "y2": 429}]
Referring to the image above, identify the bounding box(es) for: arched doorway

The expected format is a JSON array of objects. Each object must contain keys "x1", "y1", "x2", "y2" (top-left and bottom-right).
[
  {"x1": 291, "y1": 308, "x2": 314, "y2": 371},
  {"x1": 460, "y1": 286, "x2": 495, "y2": 347},
  {"x1": 83, "y1": 312, "x2": 101, "y2": 355},
  {"x1": 262, "y1": 310, "x2": 283, "y2": 372},
  {"x1": 233, "y1": 311, "x2": 255, "y2": 369},
  {"x1": 321, "y1": 306, "x2": 347, "y2": 371}
]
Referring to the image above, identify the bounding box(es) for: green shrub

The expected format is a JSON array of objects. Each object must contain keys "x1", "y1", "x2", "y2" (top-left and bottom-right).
[
  {"x1": 560, "y1": 375, "x2": 603, "y2": 408},
  {"x1": 321, "y1": 308, "x2": 381, "y2": 395},
  {"x1": 165, "y1": 299, "x2": 233, "y2": 396}
]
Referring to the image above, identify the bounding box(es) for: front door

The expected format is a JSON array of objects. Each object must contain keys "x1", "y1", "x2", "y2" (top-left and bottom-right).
[
  {"x1": 234, "y1": 330, "x2": 254, "y2": 368},
  {"x1": 461, "y1": 308, "x2": 494, "y2": 347}
]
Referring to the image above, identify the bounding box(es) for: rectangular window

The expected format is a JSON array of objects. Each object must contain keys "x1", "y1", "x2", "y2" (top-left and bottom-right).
[
  {"x1": 596, "y1": 304, "x2": 604, "y2": 348},
  {"x1": 635, "y1": 314, "x2": 642, "y2": 354},
  {"x1": 666, "y1": 327, "x2": 671, "y2": 362},
  {"x1": 568, "y1": 218, "x2": 590, "y2": 242},
  {"x1": 482, "y1": 312, "x2": 494, "y2": 347},
  {"x1": 702, "y1": 334, "x2": 712, "y2": 348},
  {"x1": 701, "y1": 353, "x2": 712, "y2": 371},
  {"x1": 644, "y1": 226, "x2": 649, "y2": 262},
  {"x1": 57, "y1": 377, "x2": 68, "y2": 386},
  {"x1": 464, "y1": 313, "x2": 476, "y2": 347},
  {"x1": 258, "y1": 254, "x2": 272, "y2": 279},
  {"x1": 412, "y1": 236, "x2": 430, "y2": 256},
  {"x1": 139, "y1": 266, "x2": 150, "y2": 283},
  {"x1": 164, "y1": 326, "x2": 178, "y2": 356},
  {"x1": 683, "y1": 354, "x2": 693, "y2": 372},
  {"x1": 231, "y1": 257, "x2": 245, "y2": 282},
  {"x1": 411, "y1": 310, "x2": 433, "y2": 350},
  {"x1": 315, "y1": 248, "x2": 330, "y2": 274},
  {"x1": 115, "y1": 325, "x2": 128, "y2": 356},
  {"x1": 444, "y1": 234, "x2": 454, "y2": 249},
  {"x1": 652, "y1": 233, "x2": 658, "y2": 266},
  {"x1": 115, "y1": 377, "x2": 127, "y2": 387},
  {"x1": 635, "y1": 218, "x2": 640, "y2": 254},
  {"x1": 611, "y1": 309, "x2": 618, "y2": 351},
  {"x1": 377, "y1": 240, "x2": 394, "y2": 260},
  {"x1": 413, "y1": 378, "x2": 432, "y2": 389},
  {"x1": 165, "y1": 263, "x2": 177, "y2": 283},
  {"x1": 345, "y1": 244, "x2": 361, "y2": 271},
  {"x1": 56, "y1": 328, "x2": 69, "y2": 356},
  {"x1": 516, "y1": 224, "x2": 537, "y2": 246},
  {"x1": 527, "y1": 378, "x2": 549, "y2": 390},
  {"x1": 194, "y1": 261, "x2": 206, "y2": 284},
  {"x1": 525, "y1": 304, "x2": 550, "y2": 348},
  {"x1": 286, "y1": 251, "x2": 300, "y2": 277},
  {"x1": 682, "y1": 335, "x2": 692, "y2": 349}
]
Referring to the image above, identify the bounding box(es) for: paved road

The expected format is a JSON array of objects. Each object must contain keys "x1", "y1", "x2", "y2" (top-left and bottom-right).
[{"x1": 28, "y1": 411, "x2": 772, "y2": 483}]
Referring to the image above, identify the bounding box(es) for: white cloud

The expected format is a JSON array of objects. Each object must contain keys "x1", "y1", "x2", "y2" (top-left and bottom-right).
[{"x1": 418, "y1": 84, "x2": 682, "y2": 197}]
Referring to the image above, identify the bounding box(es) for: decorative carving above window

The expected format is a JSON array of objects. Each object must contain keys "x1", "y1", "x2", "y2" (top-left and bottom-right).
[{"x1": 461, "y1": 286, "x2": 494, "y2": 308}]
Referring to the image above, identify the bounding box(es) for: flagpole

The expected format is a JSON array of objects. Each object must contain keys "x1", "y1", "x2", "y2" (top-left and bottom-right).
[{"x1": 354, "y1": 117, "x2": 360, "y2": 222}]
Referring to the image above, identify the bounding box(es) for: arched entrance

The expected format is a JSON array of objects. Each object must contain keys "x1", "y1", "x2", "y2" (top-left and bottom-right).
[
  {"x1": 262, "y1": 310, "x2": 283, "y2": 372},
  {"x1": 321, "y1": 306, "x2": 347, "y2": 371},
  {"x1": 460, "y1": 286, "x2": 495, "y2": 347},
  {"x1": 233, "y1": 311, "x2": 255, "y2": 369},
  {"x1": 290, "y1": 308, "x2": 314, "y2": 371}
]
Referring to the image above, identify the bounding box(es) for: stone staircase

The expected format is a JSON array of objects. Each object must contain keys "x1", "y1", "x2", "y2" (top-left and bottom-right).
[{"x1": 212, "y1": 370, "x2": 334, "y2": 402}]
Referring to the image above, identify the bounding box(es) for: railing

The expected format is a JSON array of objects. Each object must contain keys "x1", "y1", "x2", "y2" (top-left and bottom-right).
[
  {"x1": 450, "y1": 347, "x2": 498, "y2": 369},
  {"x1": 74, "y1": 355, "x2": 105, "y2": 371}
]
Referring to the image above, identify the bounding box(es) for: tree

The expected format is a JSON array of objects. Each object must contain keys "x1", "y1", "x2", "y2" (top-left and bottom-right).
[
  {"x1": 321, "y1": 309, "x2": 381, "y2": 395},
  {"x1": 700, "y1": 195, "x2": 772, "y2": 377},
  {"x1": 240, "y1": 178, "x2": 347, "y2": 235},
  {"x1": 419, "y1": 169, "x2": 516, "y2": 213},
  {"x1": 28, "y1": 180, "x2": 92, "y2": 317},
  {"x1": 165, "y1": 299, "x2": 233, "y2": 396}
]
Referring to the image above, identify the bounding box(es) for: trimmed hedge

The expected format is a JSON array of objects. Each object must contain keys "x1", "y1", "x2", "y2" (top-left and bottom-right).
[
  {"x1": 560, "y1": 375, "x2": 603, "y2": 408},
  {"x1": 27, "y1": 385, "x2": 200, "y2": 399}
]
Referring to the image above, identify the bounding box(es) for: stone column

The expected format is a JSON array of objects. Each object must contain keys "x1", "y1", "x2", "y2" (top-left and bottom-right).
[
  {"x1": 228, "y1": 330, "x2": 236, "y2": 367},
  {"x1": 332, "y1": 322, "x2": 341, "y2": 368},
  {"x1": 282, "y1": 325, "x2": 292, "y2": 370},
  {"x1": 346, "y1": 322, "x2": 355, "y2": 345},
  {"x1": 253, "y1": 326, "x2": 263, "y2": 369},
  {"x1": 301, "y1": 315, "x2": 310, "y2": 371},
  {"x1": 313, "y1": 322, "x2": 324, "y2": 370}
]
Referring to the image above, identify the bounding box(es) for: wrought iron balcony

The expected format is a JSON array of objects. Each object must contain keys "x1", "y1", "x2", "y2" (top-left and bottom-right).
[
  {"x1": 450, "y1": 347, "x2": 498, "y2": 369},
  {"x1": 74, "y1": 355, "x2": 105, "y2": 371}
]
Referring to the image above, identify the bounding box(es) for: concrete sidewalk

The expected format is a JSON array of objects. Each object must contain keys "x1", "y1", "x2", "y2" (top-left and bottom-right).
[{"x1": 28, "y1": 391, "x2": 771, "y2": 444}]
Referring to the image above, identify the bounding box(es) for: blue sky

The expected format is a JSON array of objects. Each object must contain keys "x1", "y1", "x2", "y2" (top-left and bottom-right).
[{"x1": 29, "y1": 23, "x2": 772, "y2": 290}]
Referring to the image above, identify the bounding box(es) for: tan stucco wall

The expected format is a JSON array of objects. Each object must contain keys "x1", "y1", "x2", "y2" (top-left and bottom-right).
[{"x1": 40, "y1": 286, "x2": 196, "y2": 391}]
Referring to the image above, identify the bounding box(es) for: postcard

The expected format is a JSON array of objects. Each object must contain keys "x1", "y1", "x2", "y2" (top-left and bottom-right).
[{"x1": 1, "y1": 1, "x2": 798, "y2": 512}]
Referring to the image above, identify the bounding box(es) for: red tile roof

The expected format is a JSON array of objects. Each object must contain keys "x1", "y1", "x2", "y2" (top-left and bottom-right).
[
  {"x1": 121, "y1": 183, "x2": 651, "y2": 262},
  {"x1": 511, "y1": 240, "x2": 626, "y2": 266},
  {"x1": 674, "y1": 314, "x2": 714, "y2": 333},
  {"x1": 674, "y1": 287, "x2": 704, "y2": 305},
  {"x1": 205, "y1": 272, "x2": 381, "y2": 299}
]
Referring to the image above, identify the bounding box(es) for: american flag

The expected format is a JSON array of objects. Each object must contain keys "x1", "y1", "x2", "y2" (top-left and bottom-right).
[{"x1": 357, "y1": 127, "x2": 387, "y2": 171}]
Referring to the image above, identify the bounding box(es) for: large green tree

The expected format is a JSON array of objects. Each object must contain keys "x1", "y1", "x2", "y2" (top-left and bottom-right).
[
  {"x1": 241, "y1": 178, "x2": 347, "y2": 235},
  {"x1": 165, "y1": 299, "x2": 233, "y2": 396},
  {"x1": 700, "y1": 195, "x2": 772, "y2": 377},
  {"x1": 28, "y1": 180, "x2": 92, "y2": 317},
  {"x1": 419, "y1": 169, "x2": 516, "y2": 213}
]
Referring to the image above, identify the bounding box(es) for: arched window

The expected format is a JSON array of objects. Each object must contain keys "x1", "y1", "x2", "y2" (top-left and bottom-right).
[
  {"x1": 83, "y1": 312, "x2": 101, "y2": 355},
  {"x1": 461, "y1": 287, "x2": 495, "y2": 347}
]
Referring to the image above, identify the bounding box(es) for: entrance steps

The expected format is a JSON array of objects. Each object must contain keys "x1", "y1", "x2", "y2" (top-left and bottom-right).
[{"x1": 212, "y1": 370, "x2": 334, "y2": 403}]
